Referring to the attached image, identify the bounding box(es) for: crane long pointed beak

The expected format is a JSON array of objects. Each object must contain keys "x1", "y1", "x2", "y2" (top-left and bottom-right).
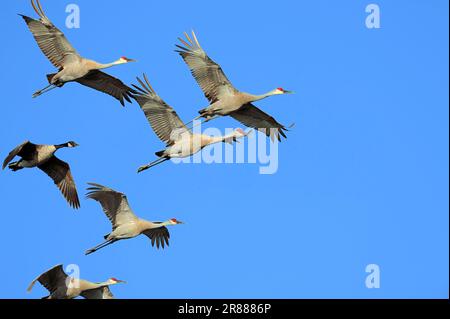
[{"x1": 284, "y1": 90, "x2": 294, "y2": 94}]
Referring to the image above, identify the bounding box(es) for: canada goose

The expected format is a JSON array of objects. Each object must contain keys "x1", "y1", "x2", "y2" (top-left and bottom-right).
[
  {"x1": 27, "y1": 264, "x2": 126, "y2": 299},
  {"x1": 3, "y1": 140, "x2": 80, "y2": 209}
]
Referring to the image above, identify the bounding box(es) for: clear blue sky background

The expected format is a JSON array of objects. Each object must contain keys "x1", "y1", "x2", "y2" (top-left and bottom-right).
[{"x1": 0, "y1": 0, "x2": 448, "y2": 299}]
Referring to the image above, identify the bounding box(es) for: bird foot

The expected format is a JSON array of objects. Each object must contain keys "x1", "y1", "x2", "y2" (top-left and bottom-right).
[
  {"x1": 137, "y1": 166, "x2": 149, "y2": 173},
  {"x1": 32, "y1": 91, "x2": 41, "y2": 98}
]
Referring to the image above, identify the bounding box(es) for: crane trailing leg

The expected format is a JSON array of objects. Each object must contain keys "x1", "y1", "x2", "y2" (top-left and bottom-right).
[
  {"x1": 184, "y1": 105, "x2": 217, "y2": 128},
  {"x1": 32, "y1": 84, "x2": 57, "y2": 98},
  {"x1": 185, "y1": 114, "x2": 219, "y2": 130},
  {"x1": 32, "y1": 73, "x2": 64, "y2": 98},
  {"x1": 184, "y1": 115, "x2": 202, "y2": 128},
  {"x1": 137, "y1": 157, "x2": 169, "y2": 173},
  {"x1": 198, "y1": 108, "x2": 219, "y2": 123},
  {"x1": 85, "y1": 239, "x2": 117, "y2": 255}
]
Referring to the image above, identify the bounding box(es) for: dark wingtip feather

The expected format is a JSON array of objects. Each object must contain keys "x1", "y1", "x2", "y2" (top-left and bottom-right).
[
  {"x1": 18, "y1": 14, "x2": 33, "y2": 21},
  {"x1": 72, "y1": 200, "x2": 81, "y2": 210},
  {"x1": 124, "y1": 94, "x2": 132, "y2": 103}
]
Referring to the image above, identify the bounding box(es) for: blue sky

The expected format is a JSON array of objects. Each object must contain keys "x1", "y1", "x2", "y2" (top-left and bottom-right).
[{"x1": 0, "y1": 0, "x2": 448, "y2": 299}]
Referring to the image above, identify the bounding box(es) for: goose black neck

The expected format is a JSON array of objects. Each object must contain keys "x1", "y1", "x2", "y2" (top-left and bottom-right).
[{"x1": 55, "y1": 143, "x2": 69, "y2": 150}]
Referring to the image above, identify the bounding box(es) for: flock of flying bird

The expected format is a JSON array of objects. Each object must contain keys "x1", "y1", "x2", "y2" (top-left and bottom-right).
[{"x1": 5, "y1": 0, "x2": 294, "y2": 299}]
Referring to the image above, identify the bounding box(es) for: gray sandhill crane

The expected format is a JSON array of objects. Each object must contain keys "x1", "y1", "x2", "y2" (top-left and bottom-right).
[
  {"x1": 2, "y1": 140, "x2": 80, "y2": 209},
  {"x1": 85, "y1": 183, "x2": 184, "y2": 255},
  {"x1": 27, "y1": 264, "x2": 125, "y2": 299},
  {"x1": 176, "y1": 31, "x2": 294, "y2": 142},
  {"x1": 131, "y1": 74, "x2": 249, "y2": 173},
  {"x1": 20, "y1": 0, "x2": 136, "y2": 106}
]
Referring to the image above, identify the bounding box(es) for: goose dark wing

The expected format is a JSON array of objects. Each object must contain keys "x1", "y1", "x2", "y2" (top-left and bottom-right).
[
  {"x1": 2, "y1": 141, "x2": 36, "y2": 169},
  {"x1": 38, "y1": 156, "x2": 80, "y2": 209}
]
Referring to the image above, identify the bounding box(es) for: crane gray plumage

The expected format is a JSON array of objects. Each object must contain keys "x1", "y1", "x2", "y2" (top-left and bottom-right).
[
  {"x1": 80, "y1": 286, "x2": 115, "y2": 299},
  {"x1": 20, "y1": 0, "x2": 136, "y2": 106},
  {"x1": 131, "y1": 74, "x2": 249, "y2": 172},
  {"x1": 27, "y1": 264, "x2": 124, "y2": 299},
  {"x1": 131, "y1": 74, "x2": 191, "y2": 146},
  {"x1": 27, "y1": 264, "x2": 69, "y2": 299},
  {"x1": 85, "y1": 183, "x2": 183, "y2": 255},
  {"x1": 2, "y1": 140, "x2": 80, "y2": 209},
  {"x1": 176, "y1": 31, "x2": 293, "y2": 142}
]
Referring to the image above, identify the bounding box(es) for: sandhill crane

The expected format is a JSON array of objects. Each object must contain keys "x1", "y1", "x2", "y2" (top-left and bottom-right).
[
  {"x1": 85, "y1": 183, "x2": 184, "y2": 255},
  {"x1": 3, "y1": 140, "x2": 80, "y2": 209},
  {"x1": 20, "y1": 0, "x2": 136, "y2": 106},
  {"x1": 176, "y1": 31, "x2": 294, "y2": 142},
  {"x1": 131, "y1": 74, "x2": 249, "y2": 173},
  {"x1": 27, "y1": 264, "x2": 125, "y2": 299}
]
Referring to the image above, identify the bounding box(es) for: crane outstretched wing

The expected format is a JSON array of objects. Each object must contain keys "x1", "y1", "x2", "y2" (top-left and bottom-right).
[
  {"x1": 38, "y1": 156, "x2": 80, "y2": 209},
  {"x1": 176, "y1": 31, "x2": 238, "y2": 104},
  {"x1": 76, "y1": 70, "x2": 135, "y2": 106},
  {"x1": 86, "y1": 183, "x2": 139, "y2": 229},
  {"x1": 131, "y1": 74, "x2": 190, "y2": 145},
  {"x1": 2, "y1": 141, "x2": 36, "y2": 169},
  {"x1": 230, "y1": 103, "x2": 288, "y2": 142},
  {"x1": 81, "y1": 286, "x2": 115, "y2": 299},
  {"x1": 20, "y1": 0, "x2": 80, "y2": 68},
  {"x1": 27, "y1": 264, "x2": 68, "y2": 295},
  {"x1": 143, "y1": 224, "x2": 170, "y2": 249}
]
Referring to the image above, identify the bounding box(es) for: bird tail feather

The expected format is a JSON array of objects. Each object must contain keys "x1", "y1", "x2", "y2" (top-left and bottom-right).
[
  {"x1": 8, "y1": 161, "x2": 23, "y2": 172},
  {"x1": 46, "y1": 73, "x2": 57, "y2": 84},
  {"x1": 198, "y1": 108, "x2": 209, "y2": 116}
]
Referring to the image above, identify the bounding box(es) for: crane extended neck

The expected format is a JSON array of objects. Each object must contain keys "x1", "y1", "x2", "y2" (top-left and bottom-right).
[
  {"x1": 95, "y1": 59, "x2": 127, "y2": 70},
  {"x1": 88, "y1": 57, "x2": 135, "y2": 71},
  {"x1": 140, "y1": 219, "x2": 170, "y2": 232},
  {"x1": 247, "y1": 88, "x2": 292, "y2": 102},
  {"x1": 248, "y1": 90, "x2": 278, "y2": 102},
  {"x1": 207, "y1": 132, "x2": 241, "y2": 145}
]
